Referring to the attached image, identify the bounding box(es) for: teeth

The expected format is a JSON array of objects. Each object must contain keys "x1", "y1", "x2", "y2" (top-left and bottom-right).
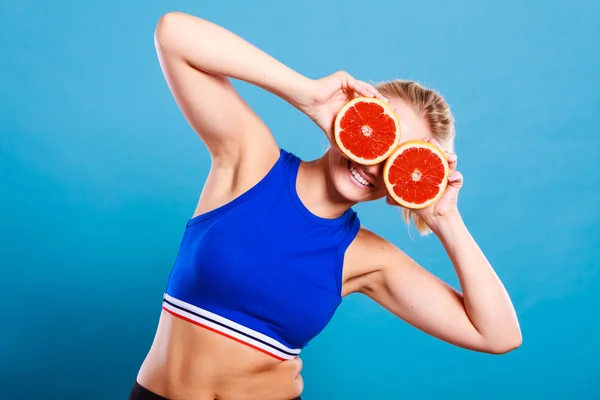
[{"x1": 350, "y1": 165, "x2": 370, "y2": 186}]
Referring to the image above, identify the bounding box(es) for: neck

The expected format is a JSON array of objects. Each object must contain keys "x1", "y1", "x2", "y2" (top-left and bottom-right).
[{"x1": 296, "y1": 150, "x2": 356, "y2": 219}]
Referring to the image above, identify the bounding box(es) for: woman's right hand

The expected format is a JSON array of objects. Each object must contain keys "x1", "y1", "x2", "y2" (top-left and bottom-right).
[{"x1": 298, "y1": 71, "x2": 389, "y2": 144}]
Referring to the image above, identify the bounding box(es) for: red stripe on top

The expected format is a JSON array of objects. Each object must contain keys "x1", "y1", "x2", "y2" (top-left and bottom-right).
[{"x1": 161, "y1": 306, "x2": 287, "y2": 361}]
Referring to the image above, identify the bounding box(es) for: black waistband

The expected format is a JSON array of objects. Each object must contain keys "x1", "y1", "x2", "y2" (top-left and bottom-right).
[
  {"x1": 128, "y1": 381, "x2": 167, "y2": 400},
  {"x1": 128, "y1": 381, "x2": 301, "y2": 400}
]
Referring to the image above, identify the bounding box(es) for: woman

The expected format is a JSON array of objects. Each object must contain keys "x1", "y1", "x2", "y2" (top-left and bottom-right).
[{"x1": 130, "y1": 11, "x2": 522, "y2": 400}]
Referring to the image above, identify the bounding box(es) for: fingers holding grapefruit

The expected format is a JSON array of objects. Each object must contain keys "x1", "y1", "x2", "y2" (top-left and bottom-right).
[{"x1": 333, "y1": 97, "x2": 449, "y2": 209}]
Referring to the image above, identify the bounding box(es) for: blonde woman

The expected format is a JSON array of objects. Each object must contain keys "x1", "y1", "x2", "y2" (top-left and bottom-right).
[{"x1": 130, "y1": 11, "x2": 522, "y2": 400}]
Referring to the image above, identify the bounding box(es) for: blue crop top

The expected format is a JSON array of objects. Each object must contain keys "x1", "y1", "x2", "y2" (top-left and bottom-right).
[{"x1": 163, "y1": 149, "x2": 361, "y2": 360}]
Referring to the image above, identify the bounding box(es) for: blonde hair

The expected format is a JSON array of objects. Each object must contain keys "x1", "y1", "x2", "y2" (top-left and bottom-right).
[{"x1": 375, "y1": 80, "x2": 456, "y2": 236}]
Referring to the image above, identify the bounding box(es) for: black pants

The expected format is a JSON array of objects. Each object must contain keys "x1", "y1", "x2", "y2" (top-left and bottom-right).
[
  {"x1": 128, "y1": 382, "x2": 168, "y2": 400},
  {"x1": 129, "y1": 381, "x2": 301, "y2": 400}
]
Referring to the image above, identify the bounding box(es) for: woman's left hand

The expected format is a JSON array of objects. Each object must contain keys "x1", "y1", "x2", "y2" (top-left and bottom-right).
[{"x1": 386, "y1": 137, "x2": 463, "y2": 226}]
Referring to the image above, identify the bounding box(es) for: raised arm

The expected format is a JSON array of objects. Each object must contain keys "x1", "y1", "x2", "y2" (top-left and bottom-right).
[
  {"x1": 154, "y1": 12, "x2": 387, "y2": 164},
  {"x1": 154, "y1": 12, "x2": 312, "y2": 163},
  {"x1": 347, "y1": 139, "x2": 521, "y2": 354},
  {"x1": 352, "y1": 221, "x2": 521, "y2": 354}
]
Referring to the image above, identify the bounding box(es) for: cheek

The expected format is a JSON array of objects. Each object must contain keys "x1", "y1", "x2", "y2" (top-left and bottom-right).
[
  {"x1": 329, "y1": 148, "x2": 348, "y2": 173},
  {"x1": 330, "y1": 146, "x2": 346, "y2": 161}
]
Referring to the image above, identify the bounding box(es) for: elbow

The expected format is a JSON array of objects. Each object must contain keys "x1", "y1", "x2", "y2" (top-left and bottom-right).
[
  {"x1": 484, "y1": 330, "x2": 523, "y2": 355},
  {"x1": 154, "y1": 12, "x2": 180, "y2": 47},
  {"x1": 154, "y1": 12, "x2": 191, "y2": 49}
]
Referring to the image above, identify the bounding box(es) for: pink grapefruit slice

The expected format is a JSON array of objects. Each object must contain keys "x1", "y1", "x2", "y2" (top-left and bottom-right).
[
  {"x1": 334, "y1": 97, "x2": 401, "y2": 165},
  {"x1": 383, "y1": 140, "x2": 449, "y2": 209}
]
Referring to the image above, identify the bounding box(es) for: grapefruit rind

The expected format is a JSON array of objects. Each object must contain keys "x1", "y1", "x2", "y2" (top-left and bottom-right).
[
  {"x1": 383, "y1": 140, "x2": 449, "y2": 210},
  {"x1": 334, "y1": 97, "x2": 401, "y2": 165}
]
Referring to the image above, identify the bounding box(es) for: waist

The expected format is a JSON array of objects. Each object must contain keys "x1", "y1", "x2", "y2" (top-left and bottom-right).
[{"x1": 137, "y1": 310, "x2": 295, "y2": 399}]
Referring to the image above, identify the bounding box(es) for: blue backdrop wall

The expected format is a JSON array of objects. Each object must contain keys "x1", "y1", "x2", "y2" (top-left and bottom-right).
[{"x1": 1, "y1": 0, "x2": 599, "y2": 398}]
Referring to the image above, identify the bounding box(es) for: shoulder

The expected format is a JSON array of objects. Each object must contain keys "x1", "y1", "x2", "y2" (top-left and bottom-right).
[
  {"x1": 340, "y1": 226, "x2": 406, "y2": 296},
  {"x1": 194, "y1": 147, "x2": 297, "y2": 217}
]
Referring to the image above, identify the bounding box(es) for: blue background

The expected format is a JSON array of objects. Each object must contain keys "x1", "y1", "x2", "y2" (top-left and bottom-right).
[{"x1": 1, "y1": 0, "x2": 599, "y2": 398}]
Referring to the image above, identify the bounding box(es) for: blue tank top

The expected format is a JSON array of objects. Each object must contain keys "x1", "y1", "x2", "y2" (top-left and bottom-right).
[{"x1": 163, "y1": 149, "x2": 361, "y2": 360}]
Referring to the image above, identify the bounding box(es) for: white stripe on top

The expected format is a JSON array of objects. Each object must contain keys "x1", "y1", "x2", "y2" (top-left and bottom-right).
[{"x1": 162, "y1": 293, "x2": 301, "y2": 360}]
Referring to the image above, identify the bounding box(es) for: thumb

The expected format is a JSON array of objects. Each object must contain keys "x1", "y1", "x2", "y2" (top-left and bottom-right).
[{"x1": 386, "y1": 194, "x2": 399, "y2": 206}]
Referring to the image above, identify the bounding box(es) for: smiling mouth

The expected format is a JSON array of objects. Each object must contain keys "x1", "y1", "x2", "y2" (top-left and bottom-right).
[{"x1": 347, "y1": 160, "x2": 374, "y2": 188}]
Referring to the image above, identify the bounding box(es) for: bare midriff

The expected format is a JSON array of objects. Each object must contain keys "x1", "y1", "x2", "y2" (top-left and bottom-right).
[{"x1": 136, "y1": 311, "x2": 302, "y2": 400}]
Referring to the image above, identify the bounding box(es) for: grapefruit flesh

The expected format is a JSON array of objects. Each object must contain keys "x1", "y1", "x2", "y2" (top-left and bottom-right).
[
  {"x1": 334, "y1": 97, "x2": 401, "y2": 165},
  {"x1": 383, "y1": 141, "x2": 449, "y2": 209}
]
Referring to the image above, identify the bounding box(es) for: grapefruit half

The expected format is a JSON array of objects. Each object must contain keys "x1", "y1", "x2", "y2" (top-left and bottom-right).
[
  {"x1": 383, "y1": 140, "x2": 449, "y2": 209},
  {"x1": 334, "y1": 97, "x2": 401, "y2": 165}
]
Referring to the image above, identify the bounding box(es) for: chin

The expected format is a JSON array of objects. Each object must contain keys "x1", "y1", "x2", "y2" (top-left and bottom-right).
[{"x1": 327, "y1": 148, "x2": 387, "y2": 203}]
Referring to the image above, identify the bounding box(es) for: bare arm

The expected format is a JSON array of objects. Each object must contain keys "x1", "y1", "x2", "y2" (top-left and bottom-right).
[
  {"x1": 354, "y1": 220, "x2": 521, "y2": 354},
  {"x1": 154, "y1": 12, "x2": 313, "y2": 162}
]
